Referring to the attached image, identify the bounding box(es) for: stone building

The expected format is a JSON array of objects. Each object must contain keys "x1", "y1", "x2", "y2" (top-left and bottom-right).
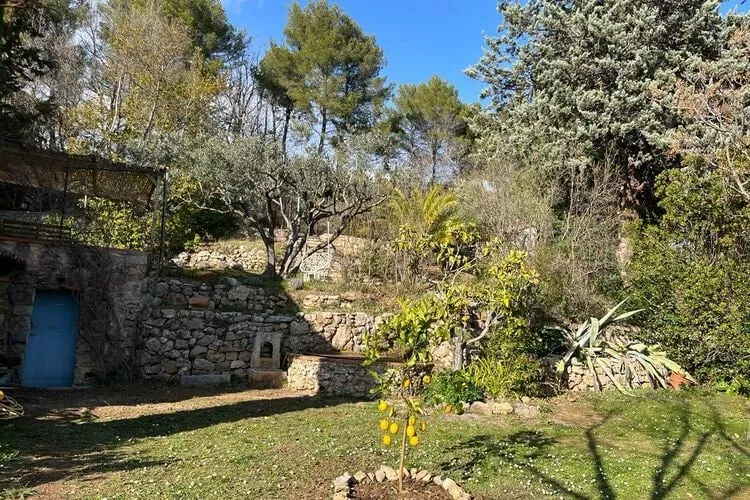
[{"x1": 0, "y1": 144, "x2": 162, "y2": 387}]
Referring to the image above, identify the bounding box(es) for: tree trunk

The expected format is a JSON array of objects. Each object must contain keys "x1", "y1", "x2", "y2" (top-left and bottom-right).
[
  {"x1": 318, "y1": 109, "x2": 327, "y2": 153},
  {"x1": 258, "y1": 228, "x2": 276, "y2": 277},
  {"x1": 431, "y1": 143, "x2": 438, "y2": 185},
  {"x1": 452, "y1": 336, "x2": 464, "y2": 371},
  {"x1": 281, "y1": 106, "x2": 291, "y2": 156}
]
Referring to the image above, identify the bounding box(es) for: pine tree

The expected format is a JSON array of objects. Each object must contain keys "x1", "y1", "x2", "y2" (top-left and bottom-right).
[{"x1": 468, "y1": 0, "x2": 730, "y2": 215}]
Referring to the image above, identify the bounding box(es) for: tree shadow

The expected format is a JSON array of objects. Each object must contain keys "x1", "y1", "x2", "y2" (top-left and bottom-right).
[
  {"x1": 441, "y1": 430, "x2": 589, "y2": 500},
  {"x1": 441, "y1": 397, "x2": 749, "y2": 500},
  {"x1": 1, "y1": 392, "x2": 360, "y2": 492}
]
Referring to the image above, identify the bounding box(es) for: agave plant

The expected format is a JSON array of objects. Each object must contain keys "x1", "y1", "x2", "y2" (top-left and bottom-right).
[{"x1": 555, "y1": 300, "x2": 695, "y2": 393}]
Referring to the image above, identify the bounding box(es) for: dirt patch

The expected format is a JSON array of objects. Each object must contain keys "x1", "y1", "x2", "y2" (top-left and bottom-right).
[
  {"x1": 354, "y1": 479, "x2": 452, "y2": 499},
  {"x1": 10, "y1": 384, "x2": 315, "y2": 421},
  {"x1": 547, "y1": 395, "x2": 601, "y2": 428}
]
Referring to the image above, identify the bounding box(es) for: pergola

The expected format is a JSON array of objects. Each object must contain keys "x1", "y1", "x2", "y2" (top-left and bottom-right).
[{"x1": 0, "y1": 142, "x2": 166, "y2": 264}]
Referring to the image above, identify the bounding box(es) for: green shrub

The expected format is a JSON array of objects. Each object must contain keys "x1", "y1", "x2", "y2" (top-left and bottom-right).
[
  {"x1": 627, "y1": 166, "x2": 750, "y2": 382},
  {"x1": 715, "y1": 377, "x2": 750, "y2": 397},
  {"x1": 467, "y1": 354, "x2": 543, "y2": 398},
  {"x1": 422, "y1": 370, "x2": 484, "y2": 407}
]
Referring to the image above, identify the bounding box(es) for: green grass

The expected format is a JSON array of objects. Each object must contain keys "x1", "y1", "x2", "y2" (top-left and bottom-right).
[{"x1": 0, "y1": 388, "x2": 747, "y2": 499}]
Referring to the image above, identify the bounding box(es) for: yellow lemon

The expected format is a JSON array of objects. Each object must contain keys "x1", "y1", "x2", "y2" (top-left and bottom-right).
[
  {"x1": 402, "y1": 379, "x2": 411, "y2": 389},
  {"x1": 445, "y1": 404, "x2": 453, "y2": 414},
  {"x1": 408, "y1": 415, "x2": 416, "y2": 426},
  {"x1": 406, "y1": 425, "x2": 416, "y2": 437},
  {"x1": 0, "y1": 390, "x2": 4, "y2": 400},
  {"x1": 409, "y1": 436, "x2": 420, "y2": 447},
  {"x1": 389, "y1": 422, "x2": 399, "y2": 435},
  {"x1": 382, "y1": 434, "x2": 392, "y2": 446},
  {"x1": 422, "y1": 375, "x2": 431, "y2": 385},
  {"x1": 378, "y1": 400, "x2": 388, "y2": 412},
  {"x1": 379, "y1": 419, "x2": 389, "y2": 431}
]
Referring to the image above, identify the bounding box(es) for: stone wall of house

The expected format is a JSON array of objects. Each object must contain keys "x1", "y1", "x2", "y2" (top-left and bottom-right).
[
  {"x1": 0, "y1": 240, "x2": 149, "y2": 385},
  {"x1": 139, "y1": 277, "x2": 386, "y2": 381},
  {"x1": 287, "y1": 354, "x2": 397, "y2": 397}
]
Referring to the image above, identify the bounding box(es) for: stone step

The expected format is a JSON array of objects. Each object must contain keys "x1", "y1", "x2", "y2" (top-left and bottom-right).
[
  {"x1": 180, "y1": 373, "x2": 231, "y2": 387},
  {"x1": 248, "y1": 369, "x2": 286, "y2": 389}
]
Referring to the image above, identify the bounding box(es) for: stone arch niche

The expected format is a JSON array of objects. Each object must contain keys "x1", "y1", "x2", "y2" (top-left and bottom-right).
[{"x1": 251, "y1": 331, "x2": 281, "y2": 370}]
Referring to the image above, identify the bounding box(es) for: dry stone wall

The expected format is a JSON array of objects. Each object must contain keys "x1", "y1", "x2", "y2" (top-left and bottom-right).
[
  {"x1": 171, "y1": 246, "x2": 266, "y2": 273},
  {"x1": 139, "y1": 277, "x2": 385, "y2": 381},
  {"x1": 287, "y1": 354, "x2": 396, "y2": 397},
  {"x1": 546, "y1": 355, "x2": 654, "y2": 392}
]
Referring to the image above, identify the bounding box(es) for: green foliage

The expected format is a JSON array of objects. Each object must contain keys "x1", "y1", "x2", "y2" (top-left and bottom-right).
[
  {"x1": 391, "y1": 186, "x2": 479, "y2": 280},
  {"x1": 106, "y1": 0, "x2": 244, "y2": 60},
  {"x1": 556, "y1": 301, "x2": 693, "y2": 393},
  {"x1": 0, "y1": 0, "x2": 80, "y2": 144},
  {"x1": 260, "y1": 0, "x2": 389, "y2": 151},
  {"x1": 392, "y1": 76, "x2": 472, "y2": 182},
  {"x1": 467, "y1": 354, "x2": 542, "y2": 399},
  {"x1": 469, "y1": 0, "x2": 730, "y2": 213},
  {"x1": 715, "y1": 377, "x2": 750, "y2": 397},
  {"x1": 627, "y1": 166, "x2": 750, "y2": 382},
  {"x1": 422, "y1": 370, "x2": 484, "y2": 407},
  {"x1": 364, "y1": 294, "x2": 451, "y2": 367}
]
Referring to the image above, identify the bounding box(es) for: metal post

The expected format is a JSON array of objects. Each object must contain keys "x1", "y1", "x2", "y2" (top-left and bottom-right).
[
  {"x1": 59, "y1": 160, "x2": 70, "y2": 239},
  {"x1": 157, "y1": 169, "x2": 167, "y2": 275}
]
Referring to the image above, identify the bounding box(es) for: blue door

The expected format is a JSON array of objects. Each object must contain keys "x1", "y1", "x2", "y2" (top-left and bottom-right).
[{"x1": 22, "y1": 291, "x2": 79, "y2": 388}]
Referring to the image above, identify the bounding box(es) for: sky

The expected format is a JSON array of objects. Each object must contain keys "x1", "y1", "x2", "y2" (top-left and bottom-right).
[{"x1": 222, "y1": 0, "x2": 750, "y2": 104}]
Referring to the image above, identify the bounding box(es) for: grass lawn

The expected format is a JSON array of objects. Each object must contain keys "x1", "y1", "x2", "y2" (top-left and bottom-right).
[{"x1": 0, "y1": 386, "x2": 747, "y2": 499}]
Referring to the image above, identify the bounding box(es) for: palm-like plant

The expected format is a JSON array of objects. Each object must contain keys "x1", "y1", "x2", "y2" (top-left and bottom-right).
[{"x1": 555, "y1": 300, "x2": 695, "y2": 393}]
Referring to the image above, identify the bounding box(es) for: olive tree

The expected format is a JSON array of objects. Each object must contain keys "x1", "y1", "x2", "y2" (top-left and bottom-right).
[{"x1": 183, "y1": 135, "x2": 386, "y2": 277}]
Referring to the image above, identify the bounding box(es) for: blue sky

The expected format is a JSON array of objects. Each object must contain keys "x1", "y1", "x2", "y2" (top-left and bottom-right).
[{"x1": 222, "y1": 0, "x2": 749, "y2": 104}]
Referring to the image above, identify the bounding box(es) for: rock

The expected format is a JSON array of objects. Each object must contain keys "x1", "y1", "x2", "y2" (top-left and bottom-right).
[
  {"x1": 189, "y1": 345, "x2": 208, "y2": 357},
  {"x1": 433, "y1": 476, "x2": 443, "y2": 485},
  {"x1": 164, "y1": 360, "x2": 178, "y2": 374},
  {"x1": 353, "y1": 471, "x2": 367, "y2": 484},
  {"x1": 410, "y1": 468, "x2": 418, "y2": 478},
  {"x1": 382, "y1": 465, "x2": 399, "y2": 481},
  {"x1": 230, "y1": 360, "x2": 247, "y2": 369},
  {"x1": 366, "y1": 472, "x2": 375, "y2": 482},
  {"x1": 333, "y1": 493, "x2": 348, "y2": 500},
  {"x1": 188, "y1": 295, "x2": 210, "y2": 308},
  {"x1": 514, "y1": 402, "x2": 541, "y2": 419},
  {"x1": 153, "y1": 282, "x2": 169, "y2": 297},
  {"x1": 192, "y1": 358, "x2": 214, "y2": 371},
  {"x1": 145, "y1": 337, "x2": 161, "y2": 353},
  {"x1": 415, "y1": 470, "x2": 429, "y2": 481},
  {"x1": 196, "y1": 334, "x2": 216, "y2": 347},
  {"x1": 442, "y1": 478, "x2": 467, "y2": 500},
  {"x1": 493, "y1": 401, "x2": 514, "y2": 415},
  {"x1": 333, "y1": 474, "x2": 352, "y2": 492},
  {"x1": 521, "y1": 396, "x2": 531, "y2": 404},
  {"x1": 469, "y1": 401, "x2": 492, "y2": 415},
  {"x1": 375, "y1": 469, "x2": 386, "y2": 482},
  {"x1": 227, "y1": 285, "x2": 250, "y2": 302}
]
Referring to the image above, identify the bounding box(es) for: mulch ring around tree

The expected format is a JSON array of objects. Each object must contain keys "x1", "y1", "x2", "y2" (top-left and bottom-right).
[
  {"x1": 333, "y1": 467, "x2": 471, "y2": 499},
  {"x1": 353, "y1": 478, "x2": 451, "y2": 499}
]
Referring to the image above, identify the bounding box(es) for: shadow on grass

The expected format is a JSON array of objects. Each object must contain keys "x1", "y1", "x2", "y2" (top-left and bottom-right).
[
  {"x1": 0, "y1": 392, "x2": 359, "y2": 492},
  {"x1": 442, "y1": 396, "x2": 749, "y2": 500}
]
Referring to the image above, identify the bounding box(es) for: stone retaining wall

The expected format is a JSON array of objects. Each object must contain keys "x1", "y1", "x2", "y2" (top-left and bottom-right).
[
  {"x1": 171, "y1": 246, "x2": 267, "y2": 273},
  {"x1": 547, "y1": 356, "x2": 654, "y2": 392},
  {"x1": 139, "y1": 277, "x2": 385, "y2": 380},
  {"x1": 287, "y1": 354, "x2": 396, "y2": 397}
]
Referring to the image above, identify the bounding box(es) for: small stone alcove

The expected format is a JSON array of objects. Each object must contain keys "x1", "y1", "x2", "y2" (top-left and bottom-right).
[{"x1": 251, "y1": 332, "x2": 281, "y2": 370}]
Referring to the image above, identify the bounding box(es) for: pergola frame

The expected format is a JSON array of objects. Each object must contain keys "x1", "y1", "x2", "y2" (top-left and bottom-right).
[{"x1": 0, "y1": 142, "x2": 167, "y2": 269}]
